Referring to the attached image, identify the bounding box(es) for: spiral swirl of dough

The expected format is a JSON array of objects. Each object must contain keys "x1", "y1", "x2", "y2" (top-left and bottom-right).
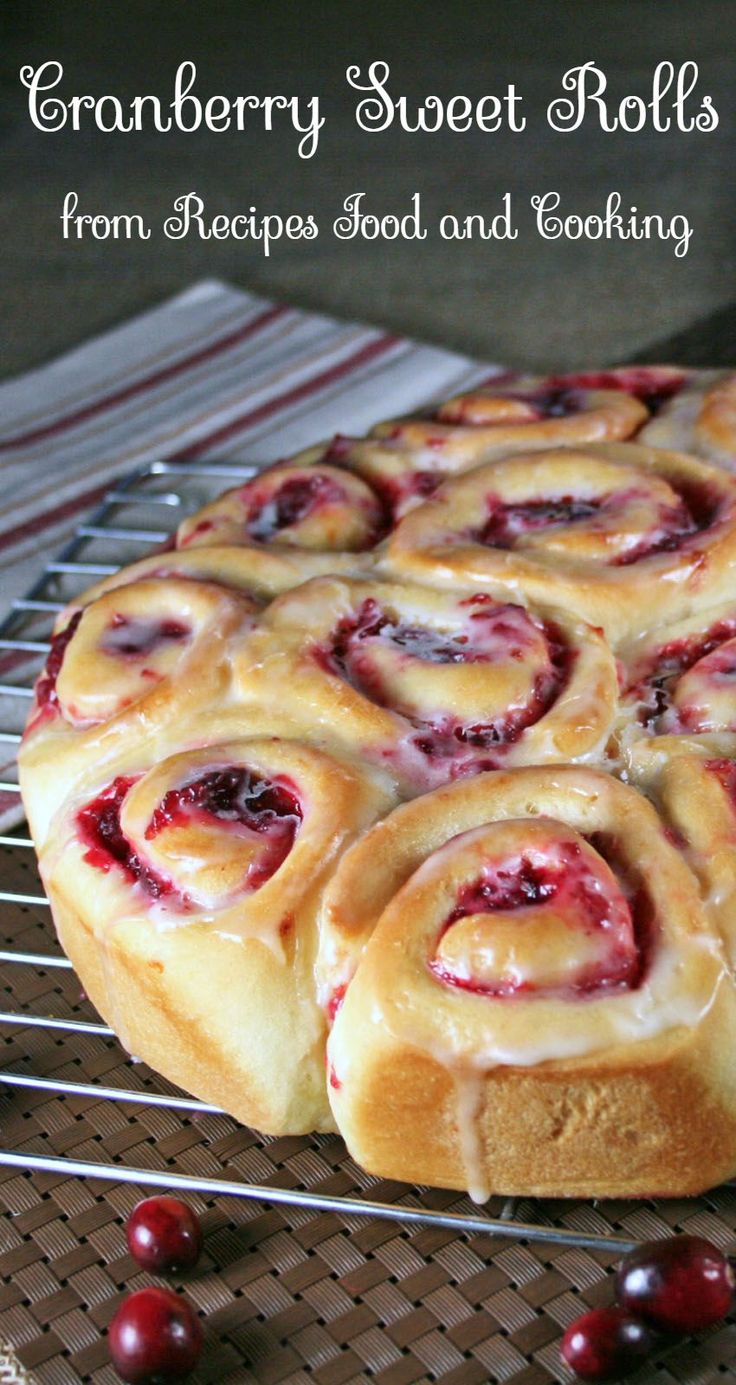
[
  {"x1": 34, "y1": 737, "x2": 394, "y2": 1136},
  {"x1": 177, "y1": 459, "x2": 386, "y2": 552},
  {"x1": 233, "y1": 576, "x2": 618, "y2": 794},
  {"x1": 384, "y1": 442, "x2": 736, "y2": 642}
]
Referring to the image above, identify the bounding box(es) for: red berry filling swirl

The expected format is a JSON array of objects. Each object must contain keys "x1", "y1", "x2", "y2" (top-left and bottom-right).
[
  {"x1": 246, "y1": 475, "x2": 349, "y2": 541},
  {"x1": 33, "y1": 611, "x2": 83, "y2": 715},
  {"x1": 99, "y1": 614, "x2": 190, "y2": 658},
  {"x1": 546, "y1": 367, "x2": 689, "y2": 415},
  {"x1": 428, "y1": 387, "x2": 588, "y2": 430},
  {"x1": 707, "y1": 757, "x2": 736, "y2": 802},
  {"x1": 627, "y1": 617, "x2": 736, "y2": 731},
  {"x1": 242, "y1": 470, "x2": 388, "y2": 548},
  {"x1": 476, "y1": 479, "x2": 719, "y2": 566},
  {"x1": 429, "y1": 833, "x2": 650, "y2": 1000},
  {"x1": 314, "y1": 595, "x2": 572, "y2": 762},
  {"x1": 77, "y1": 768, "x2": 302, "y2": 901}
]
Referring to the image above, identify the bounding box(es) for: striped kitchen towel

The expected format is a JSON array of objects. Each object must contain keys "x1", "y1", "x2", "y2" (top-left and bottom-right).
[{"x1": 0, "y1": 277, "x2": 499, "y2": 828}]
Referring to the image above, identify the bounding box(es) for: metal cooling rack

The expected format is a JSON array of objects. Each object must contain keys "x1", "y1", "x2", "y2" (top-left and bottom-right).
[{"x1": 0, "y1": 459, "x2": 661, "y2": 1257}]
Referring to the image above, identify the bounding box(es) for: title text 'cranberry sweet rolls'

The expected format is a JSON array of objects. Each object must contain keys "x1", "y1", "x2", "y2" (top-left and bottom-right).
[
  {"x1": 384, "y1": 442, "x2": 736, "y2": 643},
  {"x1": 321, "y1": 767, "x2": 735, "y2": 1200},
  {"x1": 34, "y1": 738, "x2": 394, "y2": 1136},
  {"x1": 233, "y1": 576, "x2": 618, "y2": 794}
]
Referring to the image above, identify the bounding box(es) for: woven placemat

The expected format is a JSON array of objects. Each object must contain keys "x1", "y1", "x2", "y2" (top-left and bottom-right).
[{"x1": 1, "y1": 832, "x2": 735, "y2": 1385}]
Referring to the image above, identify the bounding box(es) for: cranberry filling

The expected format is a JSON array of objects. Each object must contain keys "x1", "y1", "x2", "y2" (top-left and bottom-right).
[
  {"x1": 327, "y1": 983, "x2": 348, "y2": 1023},
  {"x1": 77, "y1": 777, "x2": 174, "y2": 899},
  {"x1": 316, "y1": 597, "x2": 572, "y2": 759},
  {"x1": 479, "y1": 480, "x2": 718, "y2": 564},
  {"x1": 35, "y1": 611, "x2": 83, "y2": 711},
  {"x1": 183, "y1": 519, "x2": 215, "y2": 543},
  {"x1": 100, "y1": 614, "x2": 190, "y2": 658},
  {"x1": 480, "y1": 495, "x2": 601, "y2": 547},
  {"x1": 246, "y1": 474, "x2": 348, "y2": 541},
  {"x1": 321, "y1": 598, "x2": 473, "y2": 681},
  {"x1": 430, "y1": 836, "x2": 649, "y2": 998},
  {"x1": 612, "y1": 505, "x2": 699, "y2": 566},
  {"x1": 707, "y1": 758, "x2": 736, "y2": 803},
  {"x1": 373, "y1": 467, "x2": 442, "y2": 519},
  {"x1": 323, "y1": 433, "x2": 359, "y2": 463},
  {"x1": 547, "y1": 367, "x2": 688, "y2": 414},
  {"x1": 630, "y1": 617, "x2": 736, "y2": 726},
  {"x1": 519, "y1": 386, "x2": 583, "y2": 418},
  {"x1": 435, "y1": 387, "x2": 583, "y2": 426},
  {"x1": 145, "y1": 767, "x2": 302, "y2": 889}
]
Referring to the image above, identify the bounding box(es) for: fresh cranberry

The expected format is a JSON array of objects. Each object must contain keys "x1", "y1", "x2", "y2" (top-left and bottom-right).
[
  {"x1": 126, "y1": 1196, "x2": 203, "y2": 1274},
  {"x1": 615, "y1": 1235, "x2": 735, "y2": 1333},
  {"x1": 108, "y1": 1286, "x2": 202, "y2": 1382},
  {"x1": 561, "y1": 1306, "x2": 655, "y2": 1380}
]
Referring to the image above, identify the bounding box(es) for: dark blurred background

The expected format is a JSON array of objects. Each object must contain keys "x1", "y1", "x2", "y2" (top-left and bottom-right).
[{"x1": 1, "y1": 0, "x2": 734, "y2": 375}]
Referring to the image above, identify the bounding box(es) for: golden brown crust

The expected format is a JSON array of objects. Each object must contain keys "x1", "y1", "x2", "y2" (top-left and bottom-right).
[{"x1": 332, "y1": 991, "x2": 736, "y2": 1198}]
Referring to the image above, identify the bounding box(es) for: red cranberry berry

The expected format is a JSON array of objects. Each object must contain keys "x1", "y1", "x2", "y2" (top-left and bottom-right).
[
  {"x1": 108, "y1": 1286, "x2": 202, "y2": 1383},
  {"x1": 615, "y1": 1234, "x2": 735, "y2": 1334},
  {"x1": 126, "y1": 1196, "x2": 203, "y2": 1274},
  {"x1": 561, "y1": 1306, "x2": 655, "y2": 1381}
]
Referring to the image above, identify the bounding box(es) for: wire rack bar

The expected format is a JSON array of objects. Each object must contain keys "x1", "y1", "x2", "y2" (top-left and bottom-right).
[
  {"x1": 0, "y1": 1011, "x2": 114, "y2": 1036},
  {"x1": 13, "y1": 599, "x2": 66, "y2": 614},
  {"x1": 46, "y1": 562, "x2": 119, "y2": 577},
  {"x1": 150, "y1": 461, "x2": 259, "y2": 478},
  {"x1": 0, "y1": 892, "x2": 49, "y2": 907},
  {"x1": 0, "y1": 1072, "x2": 220, "y2": 1112},
  {"x1": 76, "y1": 525, "x2": 170, "y2": 543},
  {"x1": 0, "y1": 639, "x2": 49, "y2": 653},
  {"x1": 0, "y1": 950, "x2": 71, "y2": 968},
  {"x1": 0, "y1": 1150, "x2": 638, "y2": 1252},
  {"x1": 105, "y1": 490, "x2": 182, "y2": 507}
]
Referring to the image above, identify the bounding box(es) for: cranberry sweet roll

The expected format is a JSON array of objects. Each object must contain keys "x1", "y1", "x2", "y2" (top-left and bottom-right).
[
  {"x1": 233, "y1": 577, "x2": 618, "y2": 795},
  {"x1": 19, "y1": 578, "x2": 258, "y2": 844},
  {"x1": 343, "y1": 375, "x2": 650, "y2": 521},
  {"x1": 177, "y1": 456, "x2": 386, "y2": 552},
  {"x1": 616, "y1": 601, "x2": 736, "y2": 779},
  {"x1": 34, "y1": 739, "x2": 394, "y2": 1136},
  {"x1": 319, "y1": 767, "x2": 734, "y2": 1200},
  {"x1": 641, "y1": 370, "x2": 736, "y2": 470},
  {"x1": 384, "y1": 442, "x2": 736, "y2": 643}
]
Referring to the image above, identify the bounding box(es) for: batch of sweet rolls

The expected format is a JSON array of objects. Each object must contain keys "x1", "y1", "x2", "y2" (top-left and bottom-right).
[{"x1": 18, "y1": 364, "x2": 736, "y2": 1205}]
